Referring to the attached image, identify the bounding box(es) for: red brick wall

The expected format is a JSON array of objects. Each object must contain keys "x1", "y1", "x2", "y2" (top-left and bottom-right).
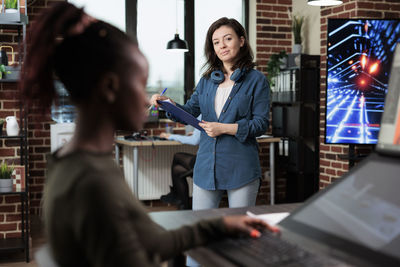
[
  {"x1": 256, "y1": 0, "x2": 293, "y2": 69},
  {"x1": 0, "y1": 0, "x2": 63, "y2": 239},
  {"x1": 256, "y1": 0, "x2": 293, "y2": 203},
  {"x1": 319, "y1": 0, "x2": 400, "y2": 189}
]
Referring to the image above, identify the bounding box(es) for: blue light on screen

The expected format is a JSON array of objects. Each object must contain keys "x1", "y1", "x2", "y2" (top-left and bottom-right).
[{"x1": 326, "y1": 19, "x2": 400, "y2": 144}]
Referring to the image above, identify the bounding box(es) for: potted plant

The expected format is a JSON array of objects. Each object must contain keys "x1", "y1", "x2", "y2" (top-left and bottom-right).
[
  {"x1": 0, "y1": 64, "x2": 11, "y2": 79},
  {"x1": 4, "y1": 0, "x2": 18, "y2": 13},
  {"x1": 292, "y1": 15, "x2": 304, "y2": 54},
  {"x1": 0, "y1": 162, "x2": 14, "y2": 192},
  {"x1": 266, "y1": 50, "x2": 287, "y2": 87}
]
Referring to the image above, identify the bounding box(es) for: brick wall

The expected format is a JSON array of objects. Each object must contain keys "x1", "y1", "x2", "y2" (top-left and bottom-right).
[
  {"x1": 319, "y1": 0, "x2": 400, "y2": 188},
  {"x1": 256, "y1": 0, "x2": 293, "y2": 203},
  {"x1": 0, "y1": 0, "x2": 63, "y2": 239}
]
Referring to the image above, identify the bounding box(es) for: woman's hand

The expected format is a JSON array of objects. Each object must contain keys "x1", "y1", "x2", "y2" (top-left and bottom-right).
[
  {"x1": 150, "y1": 94, "x2": 175, "y2": 107},
  {"x1": 199, "y1": 121, "x2": 238, "y2": 138},
  {"x1": 223, "y1": 215, "x2": 280, "y2": 238}
]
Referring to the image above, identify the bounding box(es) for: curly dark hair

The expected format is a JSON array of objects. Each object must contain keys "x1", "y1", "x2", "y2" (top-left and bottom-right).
[{"x1": 202, "y1": 17, "x2": 255, "y2": 78}]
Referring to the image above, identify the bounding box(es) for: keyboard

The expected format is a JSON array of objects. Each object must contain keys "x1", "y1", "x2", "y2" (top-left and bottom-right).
[{"x1": 208, "y1": 231, "x2": 343, "y2": 267}]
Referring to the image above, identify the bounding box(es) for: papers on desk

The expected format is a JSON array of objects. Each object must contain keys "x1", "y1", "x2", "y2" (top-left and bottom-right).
[
  {"x1": 256, "y1": 135, "x2": 273, "y2": 139},
  {"x1": 246, "y1": 211, "x2": 290, "y2": 226}
]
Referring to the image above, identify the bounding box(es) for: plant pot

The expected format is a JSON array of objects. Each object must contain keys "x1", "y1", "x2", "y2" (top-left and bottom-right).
[
  {"x1": 279, "y1": 57, "x2": 288, "y2": 69},
  {"x1": 5, "y1": 8, "x2": 18, "y2": 13},
  {"x1": 0, "y1": 178, "x2": 13, "y2": 192},
  {"x1": 292, "y1": 44, "x2": 302, "y2": 54}
]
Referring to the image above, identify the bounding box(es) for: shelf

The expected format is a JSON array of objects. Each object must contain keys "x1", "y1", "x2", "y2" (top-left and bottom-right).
[
  {"x1": 0, "y1": 13, "x2": 28, "y2": 26},
  {"x1": 0, "y1": 189, "x2": 27, "y2": 195},
  {"x1": 0, "y1": 11, "x2": 30, "y2": 263},
  {"x1": 0, "y1": 134, "x2": 26, "y2": 139},
  {"x1": 0, "y1": 238, "x2": 25, "y2": 251},
  {"x1": 0, "y1": 78, "x2": 18, "y2": 82}
]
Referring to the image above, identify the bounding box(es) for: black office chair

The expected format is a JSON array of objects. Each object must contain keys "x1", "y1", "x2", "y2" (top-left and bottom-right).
[{"x1": 177, "y1": 168, "x2": 193, "y2": 210}]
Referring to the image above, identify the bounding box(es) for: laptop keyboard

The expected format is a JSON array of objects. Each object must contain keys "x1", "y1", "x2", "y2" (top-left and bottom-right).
[{"x1": 209, "y1": 231, "x2": 343, "y2": 267}]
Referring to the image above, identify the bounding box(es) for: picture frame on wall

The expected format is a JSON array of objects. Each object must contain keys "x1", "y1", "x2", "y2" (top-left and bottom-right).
[{"x1": 12, "y1": 165, "x2": 25, "y2": 191}]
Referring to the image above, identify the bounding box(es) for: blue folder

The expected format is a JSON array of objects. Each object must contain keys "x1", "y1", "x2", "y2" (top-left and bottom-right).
[{"x1": 157, "y1": 100, "x2": 204, "y2": 132}]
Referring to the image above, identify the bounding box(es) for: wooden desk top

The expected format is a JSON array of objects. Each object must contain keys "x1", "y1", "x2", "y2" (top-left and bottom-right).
[
  {"x1": 150, "y1": 203, "x2": 300, "y2": 230},
  {"x1": 115, "y1": 138, "x2": 184, "y2": 147},
  {"x1": 256, "y1": 136, "x2": 281, "y2": 143},
  {"x1": 115, "y1": 136, "x2": 281, "y2": 147}
]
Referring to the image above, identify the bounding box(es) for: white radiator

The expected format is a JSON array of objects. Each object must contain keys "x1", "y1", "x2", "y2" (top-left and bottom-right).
[{"x1": 122, "y1": 145, "x2": 198, "y2": 200}]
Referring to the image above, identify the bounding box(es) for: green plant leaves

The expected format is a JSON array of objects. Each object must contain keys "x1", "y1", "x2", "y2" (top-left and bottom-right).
[
  {"x1": 292, "y1": 15, "x2": 304, "y2": 44},
  {"x1": 0, "y1": 162, "x2": 14, "y2": 179},
  {"x1": 5, "y1": 0, "x2": 18, "y2": 9},
  {"x1": 266, "y1": 51, "x2": 287, "y2": 86}
]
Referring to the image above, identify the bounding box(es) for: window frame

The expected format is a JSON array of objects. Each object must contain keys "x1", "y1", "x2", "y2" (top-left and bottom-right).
[{"x1": 126, "y1": 0, "x2": 249, "y2": 102}]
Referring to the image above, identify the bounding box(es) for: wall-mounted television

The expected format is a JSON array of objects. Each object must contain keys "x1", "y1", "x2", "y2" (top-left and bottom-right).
[{"x1": 325, "y1": 19, "x2": 400, "y2": 144}]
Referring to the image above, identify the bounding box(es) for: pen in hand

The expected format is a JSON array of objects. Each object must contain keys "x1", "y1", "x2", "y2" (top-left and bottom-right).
[{"x1": 148, "y1": 87, "x2": 168, "y2": 110}]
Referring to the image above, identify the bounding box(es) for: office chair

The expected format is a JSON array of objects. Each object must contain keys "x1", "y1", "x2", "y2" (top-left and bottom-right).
[{"x1": 177, "y1": 168, "x2": 193, "y2": 210}]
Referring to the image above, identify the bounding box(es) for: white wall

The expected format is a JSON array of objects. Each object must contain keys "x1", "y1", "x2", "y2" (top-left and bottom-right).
[
  {"x1": 292, "y1": 0, "x2": 320, "y2": 55},
  {"x1": 67, "y1": 0, "x2": 125, "y2": 32},
  {"x1": 249, "y1": 0, "x2": 257, "y2": 56}
]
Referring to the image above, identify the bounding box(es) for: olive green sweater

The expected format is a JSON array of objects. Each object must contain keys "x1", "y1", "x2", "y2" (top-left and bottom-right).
[{"x1": 42, "y1": 150, "x2": 227, "y2": 267}]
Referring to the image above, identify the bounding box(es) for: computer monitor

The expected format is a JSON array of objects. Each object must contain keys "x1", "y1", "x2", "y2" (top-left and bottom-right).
[{"x1": 325, "y1": 19, "x2": 400, "y2": 144}]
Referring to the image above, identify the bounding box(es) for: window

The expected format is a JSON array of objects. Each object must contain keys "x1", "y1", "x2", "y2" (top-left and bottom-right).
[
  {"x1": 132, "y1": 0, "x2": 248, "y2": 102},
  {"x1": 68, "y1": 0, "x2": 126, "y2": 31},
  {"x1": 137, "y1": 0, "x2": 185, "y2": 104}
]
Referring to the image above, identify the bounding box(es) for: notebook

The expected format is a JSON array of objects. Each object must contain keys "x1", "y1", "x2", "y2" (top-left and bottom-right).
[{"x1": 156, "y1": 100, "x2": 204, "y2": 132}]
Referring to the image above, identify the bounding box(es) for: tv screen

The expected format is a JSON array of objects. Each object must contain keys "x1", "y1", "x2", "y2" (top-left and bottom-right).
[{"x1": 325, "y1": 19, "x2": 400, "y2": 144}]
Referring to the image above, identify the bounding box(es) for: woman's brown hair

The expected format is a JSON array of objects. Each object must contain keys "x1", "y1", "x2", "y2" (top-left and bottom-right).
[{"x1": 202, "y1": 17, "x2": 255, "y2": 78}]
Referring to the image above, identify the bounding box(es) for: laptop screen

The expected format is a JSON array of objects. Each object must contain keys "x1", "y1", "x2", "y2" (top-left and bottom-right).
[
  {"x1": 377, "y1": 44, "x2": 400, "y2": 154},
  {"x1": 283, "y1": 155, "x2": 400, "y2": 262}
]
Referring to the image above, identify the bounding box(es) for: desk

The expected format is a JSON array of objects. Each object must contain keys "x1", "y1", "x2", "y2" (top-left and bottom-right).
[
  {"x1": 150, "y1": 204, "x2": 300, "y2": 267},
  {"x1": 115, "y1": 136, "x2": 281, "y2": 204}
]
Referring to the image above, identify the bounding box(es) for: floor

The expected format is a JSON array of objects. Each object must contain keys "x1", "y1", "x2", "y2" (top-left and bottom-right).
[{"x1": 0, "y1": 205, "x2": 177, "y2": 267}]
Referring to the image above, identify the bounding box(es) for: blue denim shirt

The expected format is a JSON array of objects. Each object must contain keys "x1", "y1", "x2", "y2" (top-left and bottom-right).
[{"x1": 174, "y1": 69, "x2": 270, "y2": 190}]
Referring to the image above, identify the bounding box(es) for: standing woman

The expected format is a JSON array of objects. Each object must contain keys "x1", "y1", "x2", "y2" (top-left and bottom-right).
[
  {"x1": 151, "y1": 17, "x2": 270, "y2": 210},
  {"x1": 20, "y1": 4, "x2": 275, "y2": 266}
]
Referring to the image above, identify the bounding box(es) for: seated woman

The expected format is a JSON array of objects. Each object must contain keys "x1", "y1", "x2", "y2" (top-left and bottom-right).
[{"x1": 20, "y1": 3, "x2": 277, "y2": 266}]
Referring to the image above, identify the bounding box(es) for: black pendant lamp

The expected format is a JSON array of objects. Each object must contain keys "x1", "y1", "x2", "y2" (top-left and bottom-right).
[
  {"x1": 167, "y1": 0, "x2": 188, "y2": 52},
  {"x1": 167, "y1": 33, "x2": 188, "y2": 52},
  {"x1": 308, "y1": 0, "x2": 342, "y2": 6}
]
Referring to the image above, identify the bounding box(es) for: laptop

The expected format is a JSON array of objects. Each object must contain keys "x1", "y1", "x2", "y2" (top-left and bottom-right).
[{"x1": 207, "y1": 45, "x2": 400, "y2": 267}]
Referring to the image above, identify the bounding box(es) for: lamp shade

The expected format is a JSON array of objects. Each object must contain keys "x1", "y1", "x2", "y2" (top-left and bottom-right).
[
  {"x1": 308, "y1": 0, "x2": 342, "y2": 6},
  {"x1": 167, "y1": 33, "x2": 189, "y2": 52}
]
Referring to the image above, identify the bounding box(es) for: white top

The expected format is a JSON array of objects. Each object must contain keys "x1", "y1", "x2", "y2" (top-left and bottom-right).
[{"x1": 214, "y1": 84, "x2": 233, "y2": 119}]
